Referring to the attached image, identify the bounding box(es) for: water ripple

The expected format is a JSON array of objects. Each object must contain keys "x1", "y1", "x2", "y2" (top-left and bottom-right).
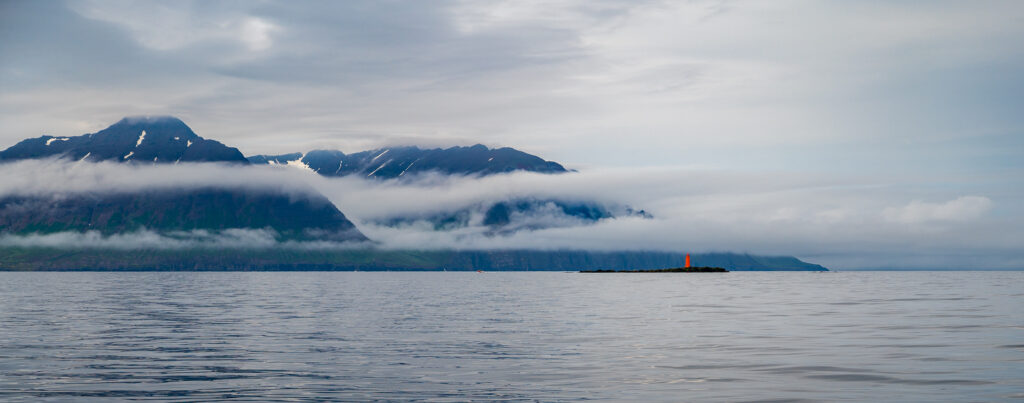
[{"x1": 0, "y1": 271, "x2": 1022, "y2": 401}]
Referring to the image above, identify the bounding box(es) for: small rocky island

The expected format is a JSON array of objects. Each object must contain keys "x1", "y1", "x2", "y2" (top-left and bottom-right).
[{"x1": 580, "y1": 267, "x2": 728, "y2": 273}]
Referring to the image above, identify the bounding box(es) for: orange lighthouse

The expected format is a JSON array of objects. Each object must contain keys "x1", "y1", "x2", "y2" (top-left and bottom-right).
[{"x1": 685, "y1": 254, "x2": 691, "y2": 268}]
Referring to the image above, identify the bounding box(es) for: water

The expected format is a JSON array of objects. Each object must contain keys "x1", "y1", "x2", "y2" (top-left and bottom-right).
[{"x1": 1, "y1": 271, "x2": 1022, "y2": 402}]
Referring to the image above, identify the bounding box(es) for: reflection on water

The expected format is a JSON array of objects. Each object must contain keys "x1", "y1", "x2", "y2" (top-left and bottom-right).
[{"x1": 0, "y1": 271, "x2": 1022, "y2": 401}]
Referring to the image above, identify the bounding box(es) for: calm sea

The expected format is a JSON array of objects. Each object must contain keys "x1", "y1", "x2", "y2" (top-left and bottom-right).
[{"x1": 1, "y1": 271, "x2": 1022, "y2": 402}]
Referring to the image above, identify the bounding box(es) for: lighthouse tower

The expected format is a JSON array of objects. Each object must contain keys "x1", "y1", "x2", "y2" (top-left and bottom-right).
[{"x1": 685, "y1": 254, "x2": 691, "y2": 268}]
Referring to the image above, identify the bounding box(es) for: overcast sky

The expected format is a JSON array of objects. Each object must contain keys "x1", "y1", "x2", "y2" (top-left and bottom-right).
[{"x1": 1, "y1": 0, "x2": 1023, "y2": 268}]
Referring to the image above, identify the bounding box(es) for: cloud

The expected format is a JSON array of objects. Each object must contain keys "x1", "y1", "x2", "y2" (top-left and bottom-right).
[
  {"x1": 0, "y1": 228, "x2": 277, "y2": 250},
  {"x1": 313, "y1": 167, "x2": 1019, "y2": 269},
  {"x1": 239, "y1": 17, "x2": 279, "y2": 51},
  {"x1": 0, "y1": 228, "x2": 367, "y2": 250},
  {"x1": 0, "y1": 158, "x2": 318, "y2": 197},
  {"x1": 3, "y1": 0, "x2": 1020, "y2": 176},
  {"x1": 67, "y1": 1, "x2": 281, "y2": 52},
  {"x1": 883, "y1": 196, "x2": 993, "y2": 224}
]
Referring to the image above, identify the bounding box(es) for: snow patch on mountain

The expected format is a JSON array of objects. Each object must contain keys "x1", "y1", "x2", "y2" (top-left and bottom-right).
[{"x1": 285, "y1": 154, "x2": 315, "y2": 173}]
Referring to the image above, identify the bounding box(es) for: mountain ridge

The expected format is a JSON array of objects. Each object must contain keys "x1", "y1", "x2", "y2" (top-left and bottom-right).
[
  {"x1": 0, "y1": 116, "x2": 249, "y2": 164},
  {"x1": 248, "y1": 144, "x2": 568, "y2": 179}
]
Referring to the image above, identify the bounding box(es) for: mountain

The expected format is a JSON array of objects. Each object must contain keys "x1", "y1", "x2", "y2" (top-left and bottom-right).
[
  {"x1": 248, "y1": 145, "x2": 568, "y2": 179},
  {"x1": 0, "y1": 116, "x2": 366, "y2": 242},
  {"x1": 0, "y1": 116, "x2": 248, "y2": 164},
  {"x1": 0, "y1": 188, "x2": 367, "y2": 242}
]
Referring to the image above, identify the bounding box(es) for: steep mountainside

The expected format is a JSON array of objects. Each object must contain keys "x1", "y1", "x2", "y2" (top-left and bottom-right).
[
  {"x1": 249, "y1": 145, "x2": 567, "y2": 179},
  {"x1": 0, "y1": 116, "x2": 248, "y2": 164},
  {"x1": 0, "y1": 188, "x2": 367, "y2": 242}
]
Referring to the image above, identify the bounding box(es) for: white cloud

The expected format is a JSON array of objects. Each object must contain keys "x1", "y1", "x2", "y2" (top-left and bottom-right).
[
  {"x1": 239, "y1": 17, "x2": 279, "y2": 51},
  {"x1": 0, "y1": 158, "x2": 317, "y2": 197},
  {"x1": 883, "y1": 196, "x2": 993, "y2": 224},
  {"x1": 69, "y1": 1, "x2": 279, "y2": 52},
  {"x1": 0, "y1": 228, "x2": 367, "y2": 250},
  {"x1": 0, "y1": 228, "x2": 275, "y2": 250}
]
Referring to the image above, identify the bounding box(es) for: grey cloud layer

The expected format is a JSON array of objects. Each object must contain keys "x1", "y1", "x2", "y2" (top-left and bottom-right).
[{"x1": 3, "y1": 1, "x2": 1022, "y2": 173}]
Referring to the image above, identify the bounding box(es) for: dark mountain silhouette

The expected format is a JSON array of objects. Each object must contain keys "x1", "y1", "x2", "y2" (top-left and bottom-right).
[
  {"x1": 0, "y1": 188, "x2": 367, "y2": 242},
  {"x1": 0, "y1": 116, "x2": 248, "y2": 164},
  {"x1": 249, "y1": 145, "x2": 567, "y2": 179}
]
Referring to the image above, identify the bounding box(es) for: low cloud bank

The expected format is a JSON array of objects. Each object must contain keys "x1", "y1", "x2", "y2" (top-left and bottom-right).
[
  {"x1": 317, "y1": 169, "x2": 1019, "y2": 269},
  {"x1": 0, "y1": 228, "x2": 369, "y2": 250},
  {"x1": 883, "y1": 196, "x2": 993, "y2": 224},
  {"x1": 0, "y1": 160, "x2": 1020, "y2": 268},
  {"x1": 0, "y1": 158, "x2": 320, "y2": 197}
]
